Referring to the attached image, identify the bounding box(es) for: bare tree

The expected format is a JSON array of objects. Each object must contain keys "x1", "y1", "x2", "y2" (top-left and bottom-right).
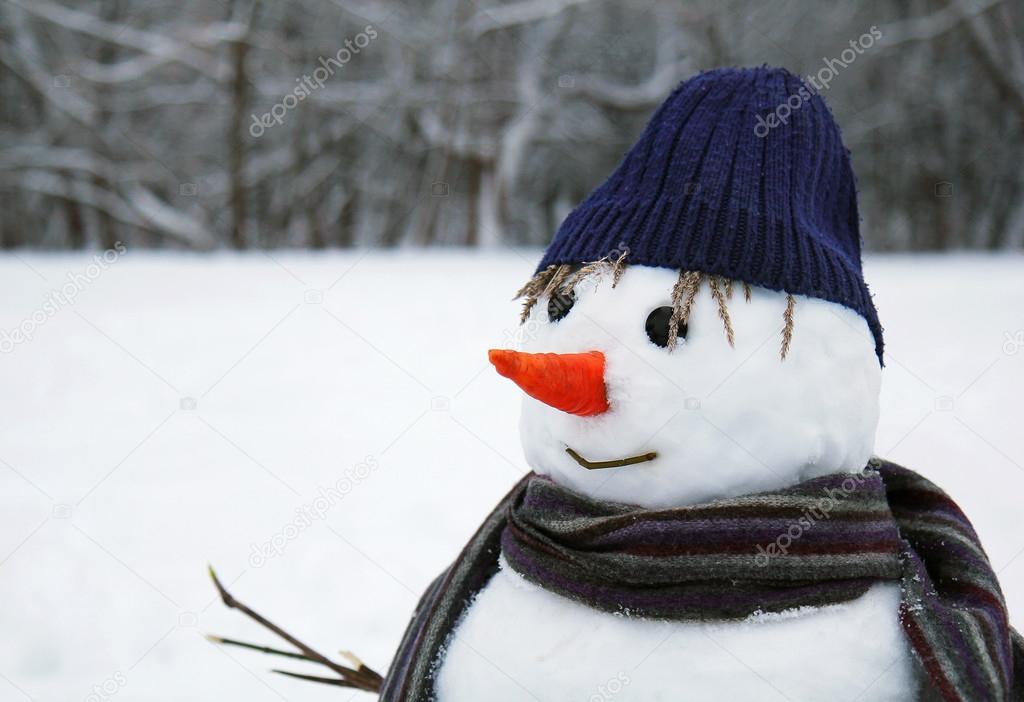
[{"x1": 0, "y1": 0, "x2": 1020, "y2": 251}]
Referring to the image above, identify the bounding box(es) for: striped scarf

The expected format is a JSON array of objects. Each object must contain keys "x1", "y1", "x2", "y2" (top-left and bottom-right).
[{"x1": 380, "y1": 459, "x2": 1023, "y2": 701}]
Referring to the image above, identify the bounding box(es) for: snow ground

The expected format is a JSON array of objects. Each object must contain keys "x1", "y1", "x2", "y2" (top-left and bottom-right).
[{"x1": 0, "y1": 250, "x2": 1021, "y2": 702}]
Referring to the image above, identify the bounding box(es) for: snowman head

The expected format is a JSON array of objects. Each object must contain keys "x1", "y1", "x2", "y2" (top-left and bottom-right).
[
  {"x1": 490, "y1": 260, "x2": 881, "y2": 508},
  {"x1": 489, "y1": 66, "x2": 884, "y2": 507}
]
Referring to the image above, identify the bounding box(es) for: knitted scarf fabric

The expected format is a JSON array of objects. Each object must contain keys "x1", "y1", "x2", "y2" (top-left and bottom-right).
[{"x1": 380, "y1": 460, "x2": 1023, "y2": 702}]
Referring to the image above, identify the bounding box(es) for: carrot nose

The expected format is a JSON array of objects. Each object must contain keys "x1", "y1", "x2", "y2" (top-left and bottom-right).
[{"x1": 488, "y1": 349, "x2": 609, "y2": 417}]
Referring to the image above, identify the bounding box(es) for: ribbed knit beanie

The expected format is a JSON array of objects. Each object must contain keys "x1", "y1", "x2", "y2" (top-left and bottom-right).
[{"x1": 538, "y1": 66, "x2": 883, "y2": 362}]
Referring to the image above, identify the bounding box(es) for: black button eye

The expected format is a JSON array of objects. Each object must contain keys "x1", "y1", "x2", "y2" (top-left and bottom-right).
[
  {"x1": 548, "y1": 290, "x2": 575, "y2": 322},
  {"x1": 646, "y1": 306, "x2": 687, "y2": 348}
]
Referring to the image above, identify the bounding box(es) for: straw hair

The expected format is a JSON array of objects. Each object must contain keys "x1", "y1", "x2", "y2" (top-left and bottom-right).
[
  {"x1": 566, "y1": 261, "x2": 602, "y2": 290},
  {"x1": 566, "y1": 247, "x2": 630, "y2": 290},
  {"x1": 542, "y1": 264, "x2": 573, "y2": 300},
  {"x1": 515, "y1": 265, "x2": 558, "y2": 322},
  {"x1": 515, "y1": 262, "x2": 797, "y2": 357},
  {"x1": 781, "y1": 294, "x2": 796, "y2": 360},
  {"x1": 517, "y1": 250, "x2": 631, "y2": 323},
  {"x1": 610, "y1": 248, "x2": 629, "y2": 288},
  {"x1": 668, "y1": 270, "x2": 703, "y2": 350},
  {"x1": 708, "y1": 275, "x2": 735, "y2": 347}
]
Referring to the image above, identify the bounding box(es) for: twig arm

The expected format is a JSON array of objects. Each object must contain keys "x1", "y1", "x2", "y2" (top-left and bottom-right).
[{"x1": 207, "y1": 565, "x2": 383, "y2": 693}]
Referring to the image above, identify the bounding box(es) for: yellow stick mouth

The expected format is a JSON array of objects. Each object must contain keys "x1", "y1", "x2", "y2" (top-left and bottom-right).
[{"x1": 565, "y1": 447, "x2": 658, "y2": 470}]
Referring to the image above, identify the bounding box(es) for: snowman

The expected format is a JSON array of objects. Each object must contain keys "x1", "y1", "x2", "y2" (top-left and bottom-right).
[
  {"x1": 384, "y1": 67, "x2": 1021, "y2": 702},
  {"x1": 210, "y1": 67, "x2": 1021, "y2": 701}
]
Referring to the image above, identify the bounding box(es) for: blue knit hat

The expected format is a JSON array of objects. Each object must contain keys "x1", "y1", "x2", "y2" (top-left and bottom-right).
[{"x1": 538, "y1": 66, "x2": 883, "y2": 362}]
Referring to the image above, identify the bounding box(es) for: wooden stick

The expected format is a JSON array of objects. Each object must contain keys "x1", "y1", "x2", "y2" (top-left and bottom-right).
[
  {"x1": 207, "y1": 566, "x2": 383, "y2": 692},
  {"x1": 272, "y1": 669, "x2": 359, "y2": 688},
  {"x1": 565, "y1": 447, "x2": 657, "y2": 470},
  {"x1": 205, "y1": 634, "x2": 315, "y2": 662}
]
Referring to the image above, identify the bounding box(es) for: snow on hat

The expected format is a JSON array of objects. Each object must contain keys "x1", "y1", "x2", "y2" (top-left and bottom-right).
[{"x1": 537, "y1": 66, "x2": 883, "y2": 362}]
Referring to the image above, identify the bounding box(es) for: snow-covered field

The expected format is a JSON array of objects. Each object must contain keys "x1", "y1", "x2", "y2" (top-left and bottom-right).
[{"x1": 0, "y1": 250, "x2": 1021, "y2": 702}]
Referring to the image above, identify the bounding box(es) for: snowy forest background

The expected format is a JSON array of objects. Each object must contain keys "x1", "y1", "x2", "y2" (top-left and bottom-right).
[
  {"x1": 1, "y1": 0, "x2": 1023, "y2": 252},
  {"x1": 2, "y1": 3, "x2": 1024, "y2": 701}
]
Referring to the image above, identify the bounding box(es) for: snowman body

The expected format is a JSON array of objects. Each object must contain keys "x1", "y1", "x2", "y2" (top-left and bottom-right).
[
  {"x1": 435, "y1": 268, "x2": 923, "y2": 700},
  {"x1": 438, "y1": 564, "x2": 917, "y2": 701}
]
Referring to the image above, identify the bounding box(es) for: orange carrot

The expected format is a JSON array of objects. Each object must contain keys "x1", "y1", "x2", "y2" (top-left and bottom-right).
[{"x1": 488, "y1": 349, "x2": 609, "y2": 417}]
